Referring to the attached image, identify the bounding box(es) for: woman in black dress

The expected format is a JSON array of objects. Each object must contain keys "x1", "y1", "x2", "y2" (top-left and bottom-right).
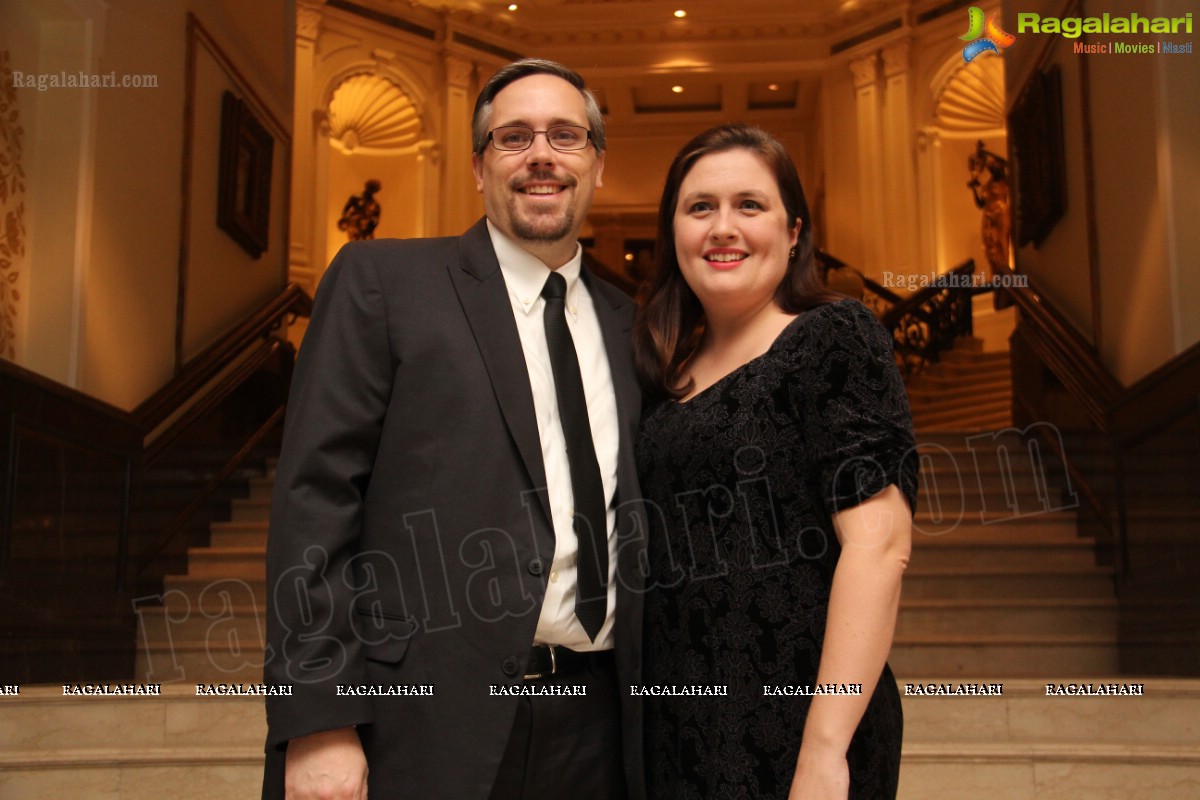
[{"x1": 633, "y1": 124, "x2": 918, "y2": 800}]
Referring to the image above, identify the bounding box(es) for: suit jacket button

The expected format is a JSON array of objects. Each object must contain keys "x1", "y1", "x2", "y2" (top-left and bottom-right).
[
  {"x1": 528, "y1": 558, "x2": 544, "y2": 576},
  {"x1": 502, "y1": 656, "x2": 520, "y2": 676}
]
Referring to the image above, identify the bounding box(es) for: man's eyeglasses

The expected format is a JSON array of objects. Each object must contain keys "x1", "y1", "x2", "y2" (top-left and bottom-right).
[{"x1": 486, "y1": 125, "x2": 592, "y2": 152}]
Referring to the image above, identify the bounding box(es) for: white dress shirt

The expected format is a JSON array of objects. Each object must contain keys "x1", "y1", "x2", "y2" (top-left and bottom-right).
[{"x1": 489, "y1": 222, "x2": 619, "y2": 651}]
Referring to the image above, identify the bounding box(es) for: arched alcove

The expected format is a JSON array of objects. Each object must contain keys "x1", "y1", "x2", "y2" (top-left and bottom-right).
[
  {"x1": 933, "y1": 55, "x2": 1005, "y2": 133},
  {"x1": 321, "y1": 73, "x2": 439, "y2": 266},
  {"x1": 328, "y1": 73, "x2": 425, "y2": 155},
  {"x1": 917, "y1": 53, "x2": 1008, "y2": 276}
]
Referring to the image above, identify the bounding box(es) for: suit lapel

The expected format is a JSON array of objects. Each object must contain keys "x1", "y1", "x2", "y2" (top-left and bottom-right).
[{"x1": 447, "y1": 220, "x2": 553, "y2": 528}]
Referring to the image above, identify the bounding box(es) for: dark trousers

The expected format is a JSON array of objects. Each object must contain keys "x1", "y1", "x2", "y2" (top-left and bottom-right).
[{"x1": 487, "y1": 654, "x2": 627, "y2": 800}]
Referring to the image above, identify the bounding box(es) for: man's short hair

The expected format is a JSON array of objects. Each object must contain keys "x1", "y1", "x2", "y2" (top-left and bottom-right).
[{"x1": 471, "y1": 58, "x2": 606, "y2": 154}]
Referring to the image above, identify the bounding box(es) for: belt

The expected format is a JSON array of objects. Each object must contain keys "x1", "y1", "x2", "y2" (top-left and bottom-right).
[{"x1": 524, "y1": 644, "x2": 614, "y2": 680}]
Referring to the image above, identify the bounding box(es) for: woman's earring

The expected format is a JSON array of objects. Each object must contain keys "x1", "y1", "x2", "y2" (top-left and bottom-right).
[{"x1": 789, "y1": 246, "x2": 797, "y2": 261}]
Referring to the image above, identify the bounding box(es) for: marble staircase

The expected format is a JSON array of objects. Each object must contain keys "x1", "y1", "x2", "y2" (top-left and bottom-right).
[
  {"x1": 7, "y1": 317, "x2": 1200, "y2": 796},
  {"x1": 5, "y1": 680, "x2": 1199, "y2": 798},
  {"x1": 907, "y1": 339, "x2": 1013, "y2": 432}
]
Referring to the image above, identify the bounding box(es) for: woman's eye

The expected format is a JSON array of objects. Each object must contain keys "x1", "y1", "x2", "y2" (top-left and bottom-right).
[
  {"x1": 740, "y1": 199, "x2": 763, "y2": 210},
  {"x1": 687, "y1": 202, "x2": 712, "y2": 213}
]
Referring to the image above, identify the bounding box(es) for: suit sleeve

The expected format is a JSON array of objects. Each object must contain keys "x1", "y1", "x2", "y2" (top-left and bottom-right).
[{"x1": 264, "y1": 242, "x2": 394, "y2": 748}]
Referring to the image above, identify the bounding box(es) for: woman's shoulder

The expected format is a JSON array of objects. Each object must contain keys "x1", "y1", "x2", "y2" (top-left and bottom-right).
[{"x1": 779, "y1": 297, "x2": 888, "y2": 353}]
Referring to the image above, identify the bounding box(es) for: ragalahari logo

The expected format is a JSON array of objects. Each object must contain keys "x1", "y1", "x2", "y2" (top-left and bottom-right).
[{"x1": 960, "y1": 6, "x2": 1016, "y2": 62}]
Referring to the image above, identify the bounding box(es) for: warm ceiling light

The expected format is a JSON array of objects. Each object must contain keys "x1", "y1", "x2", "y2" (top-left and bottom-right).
[
  {"x1": 674, "y1": 9, "x2": 687, "y2": 18},
  {"x1": 768, "y1": 83, "x2": 779, "y2": 91},
  {"x1": 507, "y1": 3, "x2": 518, "y2": 10},
  {"x1": 624, "y1": 253, "x2": 634, "y2": 262},
  {"x1": 671, "y1": 85, "x2": 684, "y2": 93}
]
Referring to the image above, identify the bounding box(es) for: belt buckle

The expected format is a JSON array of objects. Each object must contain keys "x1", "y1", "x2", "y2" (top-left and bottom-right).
[{"x1": 523, "y1": 644, "x2": 557, "y2": 680}]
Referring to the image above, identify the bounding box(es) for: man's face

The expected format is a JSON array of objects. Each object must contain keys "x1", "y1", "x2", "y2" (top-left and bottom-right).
[{"x1": 471, "y1": 74, "x2": 604, "y2": 267}]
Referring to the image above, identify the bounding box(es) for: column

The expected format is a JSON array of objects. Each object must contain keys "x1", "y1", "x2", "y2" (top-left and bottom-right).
[
  {"x1": 415, "y1": 140, "x2": 441, "y2": 237},
  {"x1": 850, "y1": 53, "x2": 885, "y2": 272},
  {"x1": 880, "y1": 41, "x2": 920, "y2": 276},
  {"x1": 312, "y1": 111, "x2": 332, "y2": 290},
  {"x1": 290, "y1": 3, "x2": 322, "y2": 293},
  {"x1": 915, "y1": 128, "x2": 947, "y2": 273},
  {"x1": 442, "y1": 55, "x2": 479, "y2": 236}
]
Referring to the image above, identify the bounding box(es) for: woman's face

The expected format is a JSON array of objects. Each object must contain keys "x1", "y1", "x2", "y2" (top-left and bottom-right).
[{"x1": 673, "y1": 148, "x2": 800, "y2": 317}]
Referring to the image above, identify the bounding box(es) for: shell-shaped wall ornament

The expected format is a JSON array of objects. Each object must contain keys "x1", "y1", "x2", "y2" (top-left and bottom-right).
[
  {"x1": 934, "y1": 57, "x2": 1005, "y2": 132},
  {"x1": 328, "y1": 74, "x2": 423, "y2": 155}
]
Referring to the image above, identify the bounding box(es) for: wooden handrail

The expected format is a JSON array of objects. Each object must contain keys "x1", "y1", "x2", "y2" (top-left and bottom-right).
[
  {"x1": 816, "y1": 254, "x2": 982, "y2": 377},
  {"x1": 1009, "y1": 274, "x2": 1200, "y2": 611},
  {"x1": 878, "y1": 259, "x2": 977, "y2": 330},
  {"x1": 1007, "y1": 278, "x2": 1121, "y2": 432},
  {"x1": 860, "y1": 275, "x2": 906, "y2": 307},
  {"x1": 814, "y1": 249, "x2": 906, "y2": 305},
  {"x1": 135, "y1": 283, "x2": 312, "y2": 431},
  {"x1": 1109, "y1": 339, "x2": 1200, "y2": 446},
  {"x1": 1, "y1": 284, "x2": 311, "y2": 450}
]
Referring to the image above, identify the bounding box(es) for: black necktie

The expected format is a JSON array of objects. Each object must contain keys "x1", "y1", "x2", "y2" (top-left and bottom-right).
[{"x1": 541, "y1": 272, "x2": 608, "y2": 641}]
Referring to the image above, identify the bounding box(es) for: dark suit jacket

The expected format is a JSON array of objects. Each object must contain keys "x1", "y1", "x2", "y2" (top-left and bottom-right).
[{"x1": 262, "y1": 219, "x2": 646, "y2": 800}]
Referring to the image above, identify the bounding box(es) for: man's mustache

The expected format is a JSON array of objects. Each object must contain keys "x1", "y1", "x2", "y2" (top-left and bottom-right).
[{"x1": 509, "y1": 171, "x2": 577, "y2": 190}]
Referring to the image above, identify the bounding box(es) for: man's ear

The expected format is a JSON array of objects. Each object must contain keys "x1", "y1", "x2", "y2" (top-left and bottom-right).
[
  {"x1": 594, "y1": 150, "x2": 605, "y2": 189},
  {"x1": 471, "y1": 152, "x2": 485, "y2": 192}
]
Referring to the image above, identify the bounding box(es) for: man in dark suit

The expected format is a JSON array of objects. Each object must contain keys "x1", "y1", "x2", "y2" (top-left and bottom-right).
[{"x1": 262, "y1": 60, "x2": 645, "y2": 800}]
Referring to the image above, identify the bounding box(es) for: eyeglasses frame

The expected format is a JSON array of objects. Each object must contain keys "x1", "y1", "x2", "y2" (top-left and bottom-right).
[{"x1": 485, "y1": 124, "x2": 594, "y2": 153}]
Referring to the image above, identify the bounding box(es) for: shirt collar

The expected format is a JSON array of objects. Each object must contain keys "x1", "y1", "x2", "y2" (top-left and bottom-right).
[{"x1": 487, "y1": 220, "x2": 583, "y2": 316}]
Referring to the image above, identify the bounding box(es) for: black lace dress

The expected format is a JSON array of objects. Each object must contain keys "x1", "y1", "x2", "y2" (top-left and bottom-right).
[{"x1": 638, "y1": 299, "x2": 918, "y2": 800}]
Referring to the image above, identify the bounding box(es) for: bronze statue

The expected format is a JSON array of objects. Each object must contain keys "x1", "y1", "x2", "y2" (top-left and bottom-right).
[
  {"x1": 966, "y1": 141, "x2": 1011, "y2": 275},
  {"x1": 337, "y1": 179, "x2": 382, "y2": 240}
]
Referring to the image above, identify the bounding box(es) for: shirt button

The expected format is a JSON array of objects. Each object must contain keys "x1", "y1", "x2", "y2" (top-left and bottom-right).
[
  {"x1": 550, "y1": 571, "x2": 559, "y2": 583},
  {"x1": 501, "y1": 656, "x2": 520, "y2": 676},
  {"x1": 528, "y1": 558, "x2": 545, "y2": 576}
]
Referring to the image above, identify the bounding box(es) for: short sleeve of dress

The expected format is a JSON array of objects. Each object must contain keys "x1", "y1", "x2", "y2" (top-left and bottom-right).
[{"x1": 789, "y1": 299, "x2": 919, "y2": 517}]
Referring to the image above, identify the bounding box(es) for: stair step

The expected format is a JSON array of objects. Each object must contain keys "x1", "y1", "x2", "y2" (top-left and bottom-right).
[
  {"x1": 136, "y1": 641, "x2": 267, "y2": 683},
  {"x1": 229, "y1": 498, "x2": 272, "y2": 522},
  {"x1": 915, "y1": 489, "x2": 1082, "y2": 519},
  {"x1": 908, "y1": 379, "x2": 1012, "y2": 403},
  {"x1": 139, "y1": 578, "x2": 268, "y2": 644},
  {"x1": 915, "y1": 454, "x2": 1060, "y2": 477},
  {"x1": 920, "y1": 358, "x2": 1011, "y2": 376},
  {"x1": 162, "y1": 575, "x2": 269, "y2": 605},
  {"x1": 898, "y1": 743, "x2": 1200, "y2": 800},
  {"x1": 0, "y1": 685, "x2": 267, "y2": 750},
  {"x1": 209, "y1": 521, "x2": 269, "y2": 547},
  {"x1": 913, "y1": 369, "x2": 1011, "y2": 389},
  {"x1": 911, "y1": 510, "x2": 1080, "y2": 532},
  {"x1": 936, "y1": 348, "x2": 1012, "y2": 365},
  {"x1": 896, "y1": 598, "x2": 1117, "y2": 638},
  {"x1": 891, "y1": 634, "x2": 1119, "y2": 677},
  {"x1": 911, "y1": 395, "x2": 1011, "y2": 416},
  {"x1": 903, "y1": 567, "x2": 1114, "y2": 599},
  {"x1": 901, "y1": 678, "x2": 1200, "y2": 745},
  {"x1": 137, "y1": 604, "x2": 267, "y2": 647},
  {"x1": 908, "y1": 539, "x2": 1097, "y2": 570},
  {"x1": 913, "y1": 408, "x2": 1012, "y2": 431},
  {"x1": 909, "y1": 392, "x2": 1012, "y2": 416},
  {"x1": 182, "y1": 547, "x2": 267, "y2": 579}
]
